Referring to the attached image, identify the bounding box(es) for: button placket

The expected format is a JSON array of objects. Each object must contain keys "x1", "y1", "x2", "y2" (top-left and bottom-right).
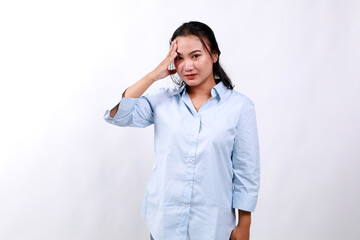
[{"x1": 180, "y1": 114, "x2": 201, "y2": 235}]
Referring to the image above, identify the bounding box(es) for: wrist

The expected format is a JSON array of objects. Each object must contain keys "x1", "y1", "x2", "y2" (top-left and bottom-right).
[
  {"x1": 237, "y1": 221, "x2": 251, "y2": 228},
  {"x1": 237, "y1": 210, "x2": 251, "y2": 227},
  {"x1": 146, "y1": 71, "x2": 158, "y2": 83}
]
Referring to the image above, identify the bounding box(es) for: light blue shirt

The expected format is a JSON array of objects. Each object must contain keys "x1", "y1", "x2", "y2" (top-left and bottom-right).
[{"x1": 104, "y1": 81, "x2": 260, "y2": 240}]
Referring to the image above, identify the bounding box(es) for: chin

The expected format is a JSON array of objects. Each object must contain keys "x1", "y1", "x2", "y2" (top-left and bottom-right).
[
  {"x1": 183, "y1": 79, "x2": 201, "y2": 86},
  {"x1": 184, "y1": 81, "x2": 200, "y2": 87}
]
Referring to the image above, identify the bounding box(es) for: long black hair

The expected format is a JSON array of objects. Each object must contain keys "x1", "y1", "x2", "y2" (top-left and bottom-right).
[{"x1": 170, "y1": 21, "x2": 234, "y2": 90}]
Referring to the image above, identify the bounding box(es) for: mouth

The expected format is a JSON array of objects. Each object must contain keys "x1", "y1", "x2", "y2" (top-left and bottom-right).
[{"x1": 184, "y1": 74, "x2": 197, "y2": 80}]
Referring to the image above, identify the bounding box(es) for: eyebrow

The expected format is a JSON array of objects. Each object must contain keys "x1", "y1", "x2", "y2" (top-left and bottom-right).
[{"x1": 176, "y1": 50, "x2": 202, "y2": 56}]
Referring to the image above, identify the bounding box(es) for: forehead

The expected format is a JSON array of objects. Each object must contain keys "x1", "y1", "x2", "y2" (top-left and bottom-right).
[{"x1": 175, "y1": 35, "x2": 207, "y2": 53}]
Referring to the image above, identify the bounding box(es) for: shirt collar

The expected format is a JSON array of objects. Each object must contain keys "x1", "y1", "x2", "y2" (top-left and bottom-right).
[
  {"x1": 172, "y1": 84, "x2": 186, "y2": 96},
  {"x1": 171, "y1": 81, "x2": 229, "y2": 99},
  {"x1": 211, "y1": 81, "x2": 228, "y2": 99}
]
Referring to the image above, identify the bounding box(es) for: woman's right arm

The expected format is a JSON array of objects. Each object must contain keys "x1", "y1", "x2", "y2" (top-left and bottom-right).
[{"x1": 109, "y1": 39, "x2": 178, "y2": 118}]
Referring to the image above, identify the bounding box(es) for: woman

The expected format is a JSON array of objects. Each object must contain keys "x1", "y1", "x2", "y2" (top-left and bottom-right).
[{"x1": 104, "y1": 21, "x2": 260, "y2": 240}]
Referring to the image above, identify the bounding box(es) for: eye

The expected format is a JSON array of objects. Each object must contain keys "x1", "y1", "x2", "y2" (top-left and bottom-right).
[
  {"x1": 192, "y1": 54, "x2": 200, "y2": 59},
  {"x1": 175, "y1": 56, "x2": 183, "y2": 61}
]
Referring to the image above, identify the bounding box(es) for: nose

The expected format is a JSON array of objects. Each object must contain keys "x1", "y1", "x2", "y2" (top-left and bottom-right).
[{"x1": 184, "y1": 60, "x2": 194, "y2": 71}]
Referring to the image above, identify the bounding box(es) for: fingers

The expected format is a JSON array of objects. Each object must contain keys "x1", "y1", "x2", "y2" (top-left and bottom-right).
[
  {"x1": 168, "y1": 40, "x2": 178, "y2": 59},
  {"x1": 154, "y1": 40, "x2": 178, "y2": 79},
  {"x1": 169, "y1": 41, "x2": 178, "y2": 65},
  {"x1": 167, "y1": 41, "x2": 174, "y2": 57}
]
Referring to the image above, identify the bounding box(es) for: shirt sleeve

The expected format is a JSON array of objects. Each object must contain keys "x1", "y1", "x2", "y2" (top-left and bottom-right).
[
  {"x1": 231, "y1": 98, "x2": 260, "y2": 212},
  {"x1": 103, "y1": 91, "x2": 156, "y2": 128}
]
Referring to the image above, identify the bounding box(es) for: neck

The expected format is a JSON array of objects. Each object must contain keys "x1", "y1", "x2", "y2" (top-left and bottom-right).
[{"x1": 187, "y1": 77, "x2": 216, "y2": 97}]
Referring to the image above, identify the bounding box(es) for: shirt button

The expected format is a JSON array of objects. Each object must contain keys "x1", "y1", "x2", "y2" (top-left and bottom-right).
[
  {"x1": 189, "y1": 159, "x2": 194, "y2": 163},
  {"x1": 120, "y1": 102, "x2": 124, "y2": 106},
  {"x1": 187, "y1": 181, "x2": 191, "y2": 185},
  {"x1": 185, "y1": 205, "x2": 189, "y2": 208},
  {"x1": 192, "y1": 135, "x2": 197, "y2": 139}
]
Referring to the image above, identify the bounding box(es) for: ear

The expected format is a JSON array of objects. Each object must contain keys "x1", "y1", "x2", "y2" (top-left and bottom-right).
[{"x1": 212, "y1": 53, "x2": 218, "y2": 63}]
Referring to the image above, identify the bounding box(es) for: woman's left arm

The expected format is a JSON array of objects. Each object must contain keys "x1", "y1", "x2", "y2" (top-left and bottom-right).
[
  {"x1": 231, "y1": 97, "x2": 260, "y2": 211},
  {"x1": 230, "y1": 97, "x2": 260, "y2": 240}
]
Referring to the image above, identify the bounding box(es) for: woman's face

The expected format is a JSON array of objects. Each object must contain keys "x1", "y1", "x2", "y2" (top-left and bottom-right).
[{"x1": 174, "y1": 35, "x2": 218, "y2": 88}]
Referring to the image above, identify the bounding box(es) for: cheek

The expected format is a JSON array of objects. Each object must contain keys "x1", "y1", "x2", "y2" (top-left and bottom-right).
[{"x1": 196, "y1": 59, "x2": 212, "y2": 72}]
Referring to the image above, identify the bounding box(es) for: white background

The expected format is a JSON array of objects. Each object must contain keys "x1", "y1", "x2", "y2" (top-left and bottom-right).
[{"x1": 1, "y1": 0, "x2": 359, "y2": 239}]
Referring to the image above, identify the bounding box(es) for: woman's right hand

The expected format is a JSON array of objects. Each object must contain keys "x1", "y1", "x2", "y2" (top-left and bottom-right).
[
  {"x1": 150, "y1": 39, "x2": 178, "y2": 81},
  {"x1": 116, "y1": 40, "x2": 178, "y2": 102}
]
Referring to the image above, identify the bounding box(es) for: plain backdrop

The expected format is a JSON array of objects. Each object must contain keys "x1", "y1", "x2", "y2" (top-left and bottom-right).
[{"x1": 0, "y1": 0, "x2": 359, "y2": 239}]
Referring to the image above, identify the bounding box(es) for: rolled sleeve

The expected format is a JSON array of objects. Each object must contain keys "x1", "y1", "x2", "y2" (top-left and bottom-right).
[
  {"x1": 104, "y1": 95, "x2": 154, "y2": 128},
  {"x1": 231, "y1": 98, "x2": 260, "y2": 212}
]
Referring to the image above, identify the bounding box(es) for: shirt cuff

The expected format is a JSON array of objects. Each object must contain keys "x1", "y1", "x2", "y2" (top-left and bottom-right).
[
  {"x1": 232, "y1": 191, "x2": 258, "y2": 212},
  {"x1": 104, "y1": 97, "x2": 139, "y2": 120}
]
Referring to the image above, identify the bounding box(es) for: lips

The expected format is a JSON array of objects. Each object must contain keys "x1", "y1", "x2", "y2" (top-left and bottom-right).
[{"x1": 184, "y1": 74, "x2": 197, "y2": 79}]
